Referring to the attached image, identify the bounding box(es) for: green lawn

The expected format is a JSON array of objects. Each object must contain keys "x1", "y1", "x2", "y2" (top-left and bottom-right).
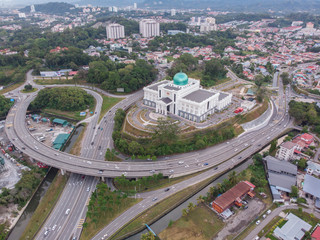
[
  {"x1": 159, "y1": 204, "x2": 225, "y2": 240},
  {"x1": 20, "y1": 172, "x2": 68, "y2": 240},
  {"x1": 42, "y1": 108, "x2": 87, "y2": 122},
  {"x1": 99, "y1": 95, "x2": 124, "y2": 122},
  {"x1": 80, "y1": 198, "x2": 141, "y2": 240},
  {"x1": 110, "y1": 172, "x2": 222, "y2": 240}
]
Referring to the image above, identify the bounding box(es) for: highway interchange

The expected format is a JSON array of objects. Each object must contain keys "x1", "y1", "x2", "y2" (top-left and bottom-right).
[{"x1": 4, "y1": 69, "x2": 294, "y2": 239}]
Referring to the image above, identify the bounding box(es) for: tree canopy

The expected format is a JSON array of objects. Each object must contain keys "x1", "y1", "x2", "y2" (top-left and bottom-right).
[
  {"x1": 29, "y1": 87, "x2": 94, "y2": 111},
  {"x1": 88, "y1": 59, "x2": 157, "y2": 93},
  {"x1": 0, "y1": 95, "x2": 14, "y2": 117}
]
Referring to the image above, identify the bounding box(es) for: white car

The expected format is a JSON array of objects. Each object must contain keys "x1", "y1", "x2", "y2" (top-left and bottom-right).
[
  {"x1": 256, "y1": 220, "x2": 261, "y2": 225},
  {"x1": 65, "y1": 209, "x2": 70, "y2": 215},
  {"x1": 52, "y1": 224, "x2": 57, "y2": 231},
  {"x1": 178, "y1": 161, "x2": 184, "y2": 165}
]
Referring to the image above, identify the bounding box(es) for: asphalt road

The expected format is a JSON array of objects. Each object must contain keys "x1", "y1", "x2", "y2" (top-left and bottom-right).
[{"x1": 4, "y1": 68, "x2": 293, "y2": 239}]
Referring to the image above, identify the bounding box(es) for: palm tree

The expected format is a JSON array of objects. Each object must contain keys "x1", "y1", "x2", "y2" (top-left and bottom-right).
[
  {"x1": 197, "y1": 195, "x2": 204, "y2": 204},
  {"x1": 228, "y1": 171, "x2": 238, "y2": 186},
  {"x1": 188, "y1": 202, "x2": 195, "y2": 212},
  {"x1": 182, "y1": 208, "x2": 188, "y2": 217}
]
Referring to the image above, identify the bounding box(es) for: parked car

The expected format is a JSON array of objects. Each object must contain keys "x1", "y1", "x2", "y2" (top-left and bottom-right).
[
  {"x1": 164, "y1": 188, "x2": 170, "y2": 192},
  {"x1": 256, "y1": 220, "x2": 260, "y2": 225}
]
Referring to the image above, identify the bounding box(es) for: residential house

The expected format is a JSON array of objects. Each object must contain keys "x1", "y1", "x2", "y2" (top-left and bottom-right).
[
  {"x1": 273, "y1": 213, "x2": 312, "y2": 240},
  {"x1": 277, "y1": 141, "x2": 297, "y2": 161},
  {"x1": 303, "y1": 174, "x2": 320, "y2": 208}
]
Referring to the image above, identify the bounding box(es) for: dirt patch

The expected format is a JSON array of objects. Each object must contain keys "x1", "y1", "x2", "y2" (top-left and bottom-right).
[{"x1": 214, "y1": 198, "x2": 265, "y2": 240}]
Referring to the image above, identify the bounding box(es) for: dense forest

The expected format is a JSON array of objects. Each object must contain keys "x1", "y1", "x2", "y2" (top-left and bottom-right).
[
  {"x1": 87, "y1": 59, "x2": 157, "y2": 93},
  {"x1": 20, "y1": 2, "x2": 79, "y2": 15},
  {"x1": 112, "y1": 109, "x2": 235, "y2": 158},
  {"x1": 289, "y1": 101, "x2": 320, "y2": 135},
  {"x1": 0, "y1": 96, "x2": 14, "y2": 117},
  {"x1": 147, "y1": 29, "x2": 236, "y2": 53},
  {"x1": 29, "y1": 87, "x2": 95, "y2": 111},
  {"x1": 168, "y1": 53, "x2": 228, "y2": 87}
]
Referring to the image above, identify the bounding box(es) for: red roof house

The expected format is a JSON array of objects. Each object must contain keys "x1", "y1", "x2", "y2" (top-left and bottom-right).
[{"x1": 312, "y1": 226, "x2": 320, "y2": 240}]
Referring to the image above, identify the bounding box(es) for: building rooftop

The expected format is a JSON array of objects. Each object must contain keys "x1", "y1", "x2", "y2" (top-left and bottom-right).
[
  {"x1": 303, "y1": 174, "x2": 320, "y2": 199},
  {"x1": 163, "y1": 85, "x2": 181, "y2": 91},
  {"x1": 311, "y1": 226, "x2": 320, "y2": 240},
  {"x1": 281, "y1": 141, "x2": 297, "y2": 150},
  {"x1": 148, "y1": 81, "x2": 168, "y2": 91},
  {"x1": 213, "y1": 181, "x2": 254, "y2": 212},
  {"x1": 274, "y1": 213, "x2": 312, "y2": 240},
  {"x1": 182, "y1": 89, "x2": 217, "y2": 103},
  {"x1": 264, "y1": 155, "x2": 297, "y2": 176},
  {"x1": 218, "y1": 92, "x2": 230, "y2": 101},
  {"x1": 268, "y1": 172, "x2": 296, "y2": 193}
]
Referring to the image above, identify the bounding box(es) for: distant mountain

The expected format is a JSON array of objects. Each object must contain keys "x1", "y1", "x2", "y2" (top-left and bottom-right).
[
  {"x1": 141, "y1": 0, "x2": 320, "y2": 12},
  {"x1": 74, "y1": 0, "x2": 144, "y2": 7},
  {"x1": 20, "y1": 2, "x2": 77, "y2": 15}
]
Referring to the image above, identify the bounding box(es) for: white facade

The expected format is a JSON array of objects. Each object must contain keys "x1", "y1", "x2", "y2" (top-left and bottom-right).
[
  {"x1": 139, "y1": 19, "x2": 160, "y2": 38},
  {"x1": 143, "y1": 74, "x2": 232, "y2": 122},
  {"x1": 277, "y1": 141, "x2": 297, "y2": 161},
  {"x1": 106, "y1": 23, "x2": 125, "y2": 39},
  {"x1": 171, "y1": 9, "x2": 176, "y2": 16}
]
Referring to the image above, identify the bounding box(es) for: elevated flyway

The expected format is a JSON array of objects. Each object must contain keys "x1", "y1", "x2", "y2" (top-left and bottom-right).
[{"x1": 5, "y1": 85, "x2": 290, "y2": 178}]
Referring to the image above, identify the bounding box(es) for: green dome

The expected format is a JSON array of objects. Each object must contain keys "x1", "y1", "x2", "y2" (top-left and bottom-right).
[{"x1": 173, "y1": 72, "x2": 188, "y2": 86}]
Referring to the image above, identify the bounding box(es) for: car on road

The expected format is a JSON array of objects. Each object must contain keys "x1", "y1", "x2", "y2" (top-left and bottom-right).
[
  {"x1": 203, "y1": 163, "x2": 209, "y2": 166},
  {"x1": 54, "y1": 153, "x2": 59, "y2": 156},
  {"x1": 152, "y1": 197, "x2": 158, "y2": 201},
  {"x1": 52, "y1": 224, "x2": 57, "y2": 231},
  {"x1": 98, "y1": 146, "x2": 101, "y2": 150},
  {"x1": 91, "y1": 142, "x2": 94, "y2": 145},
  {"x1": 150, "y1": 170, "x2": 155, "y2": 173},
  {"x1": 256, "y1": 220, "x2": 260, "y2": 225},
  {"x1": 98, "y1": 170, "x2": 103, "y2": 174},
  {"x1": 44, "y1": 230, "x2": 50, "y2": 237},
  {"x1": 72, "y1": 237, "x2": 77, "y2": 240},
  {"x1": 65, "y1": 209, "x2": 70, "y2": 215},
  {"x1": 164, "y1": 188, "x2": 170, "y2": 192},
  {"x1": 267, "y1": 210, "x2": 272, "y2": 215},
  {"x1": 185, "y1": 164, "x2": 189, "y2": 168},
  {"x1": 34, "y1": 146, "x2": 38, "y2": 150},
  {"x1": 214, "y1": 167, "x2": 218, "y2": 170},
  {"x1": 178, "y1": 161, "x2": 184, "y2": 165},
  {"x1": 238, "y1": 156, "x2": 242, "y2": 159},
  {"x1": 86, "y1": 187, "x2": 90, "y2": 192},
  {"x1": 267, "y1": 136, "x2": 270, "y2": 140},
  {"x1": 169, "y1": 170, "x2": 174, "y2": 173},
  {"x1": 243, "y1": 205, "x2": 248, "y2": 209},
  {"x1": 234, "y1": 149, "x2": 238, "y2": 152}
]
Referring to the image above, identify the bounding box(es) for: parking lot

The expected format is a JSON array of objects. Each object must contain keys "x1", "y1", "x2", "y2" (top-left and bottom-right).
[
  {"x1": 26, "y1": 115, "x2": 73, "y2": 148},
  {"x1": 214, "y1": 198, "x2": 265, "y2": 239}
]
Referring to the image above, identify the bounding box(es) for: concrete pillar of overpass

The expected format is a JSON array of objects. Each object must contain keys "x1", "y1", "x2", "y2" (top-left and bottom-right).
[
  {"x1": 101, "y1": 176, "x2": 105, "y2": 181},
  {"x1": 60, "y1": 169, "x2": 65, "y2": 175}
]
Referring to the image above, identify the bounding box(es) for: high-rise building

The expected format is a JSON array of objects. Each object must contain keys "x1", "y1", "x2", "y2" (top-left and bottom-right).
[
  {"x1": 133, "y1": 3, "x2": 137, "y2": 9},
  {"x1": 106, "y1": 23, "x2": 125, "y2": 39},
  {"x1": 171, "y1": 9, "x2": 176, "y2": 16},
  {"x1": 200, "y1": 17, "x2": 217, "y2": 33},
  {"x1": 30, "y1": 4, "x2": 35, "y2": 13},
  {"x1": 139, "y1": 19, "x2": 160, "y2": 38}
]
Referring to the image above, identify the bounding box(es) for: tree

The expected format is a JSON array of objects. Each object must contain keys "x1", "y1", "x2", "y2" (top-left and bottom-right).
[
  {"x1": 280, "y1": 72, "x2": 291, "y2": 85},
  {"x1": 269, "y1": 139, "x2": 277, "y2": 155},
  {"x1": 24, "y1": 84, "x2": 33, "y2": 91},
  {"x1": 228, "y1": 171, "x2": 238, "y2": 186},
  {"x1": 182, "y1": 208, "x2": 188, "y2": 217},
  {"x1": 188, "y1": 202, "x2": 195, "y2": 212},
  {"x1": 298, "y1": 158, "x2": 307, "y2": 170},
  {"x1": 141, "y1": 232, "x2": 156, "y2": 240},
  {"x1": 152, "y1": 118, "x2": 179, "y2": 145},
  {"x1": 290, "y1": 186, "x2": 298, "y2": 198}
]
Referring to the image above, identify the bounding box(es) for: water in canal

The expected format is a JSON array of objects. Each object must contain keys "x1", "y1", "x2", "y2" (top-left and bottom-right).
[
  {"x1": 127, "y1": 159, "x2": 253, "y2": 240},
  {"x1": 7, "y1": 125, "x2": 84, "y2": 240}
]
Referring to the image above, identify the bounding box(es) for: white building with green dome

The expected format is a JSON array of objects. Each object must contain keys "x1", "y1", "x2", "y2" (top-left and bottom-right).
[{"x1": 143, "y1": 72, "x2": 232, "y2": 122}]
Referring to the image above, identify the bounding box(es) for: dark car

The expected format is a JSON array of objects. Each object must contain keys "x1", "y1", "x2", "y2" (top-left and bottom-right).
[
  {"x1": 164, "y1": 188, "x2": 170, "y2": 192},
  {"x1": 214, "y1": 167, "x2": 218, "y2": 170},
  {"x1": 98, "y1": 146, "x2": 101, "y2": 150}
]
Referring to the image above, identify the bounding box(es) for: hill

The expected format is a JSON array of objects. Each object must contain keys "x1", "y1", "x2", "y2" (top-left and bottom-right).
[
  {"x1": 141, "y1": 0, "x2": 320, "y2": 12},
  {"x1": 20, "y1": 2, "x2": 78, "y2": 15}
]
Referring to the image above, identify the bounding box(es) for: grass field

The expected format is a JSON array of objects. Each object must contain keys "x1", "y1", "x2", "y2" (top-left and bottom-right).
[
  {"x1": 42, "y1": 108, "x2": 87, "y2": 121},
  {"x1": 0, "y1": 82, "x2": 25, "y2": 94},
  {"x1": 19, "y1": 172, "x2": 68, "y2": 240},
  {"x1": 69, "y1": 124, "x2": 87, "y2": 156},
  {"x1": 110, "y1": 172, "x2": 222, "y2": 240},
  {"x1": 159, "y1": 204, "x2": 225, "y2": 240},
  {"x1": 80, "y1": 198, "x2": 141, "y2": 240},
  {"x1": 98, "y1": 95, "x2": 124, "y2": 122}
]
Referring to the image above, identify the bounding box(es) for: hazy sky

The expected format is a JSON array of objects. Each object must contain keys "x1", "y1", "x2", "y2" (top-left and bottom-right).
[{"x1": 2, "y1": 0, "x2": 77, "y2": 7}]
